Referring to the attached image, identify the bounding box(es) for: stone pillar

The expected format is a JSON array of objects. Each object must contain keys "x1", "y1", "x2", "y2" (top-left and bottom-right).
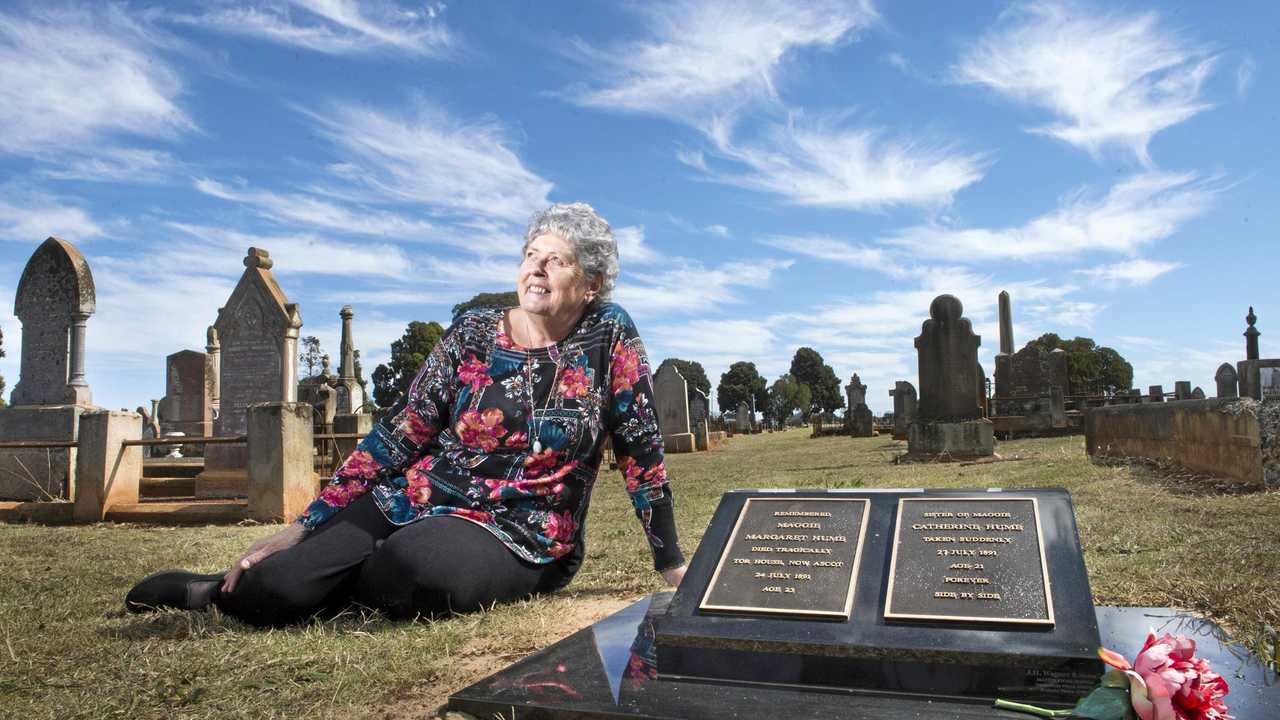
[
  {"x1": 73, "y1": 410, "x2": 142, "y2": 522},
  {"x1": 998, "y1": 290, "x2": 1014, "y2": 355},
  {"x1": 339, "y1": 305, "x2": 356, "y2": 379},
  {"x1": 247, "y1": 402, "x2": 316, "y2": 522},
  {"x1": 1245, "y1": 307, "x2": 1260, "y2": 361},
  {"x1": 282, "y1": 305, "x2": 302, "y2": 403},
  {"x1": 206, "y1": 326, "x2": 221, "y2": 413},
  {"x1": 64, "y1": 311, "x2": 91, "y2": 405}
]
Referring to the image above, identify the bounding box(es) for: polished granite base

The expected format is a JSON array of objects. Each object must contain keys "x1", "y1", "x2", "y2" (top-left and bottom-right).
[{"x1": 448, "y1": 593, "x2": 1280, "y2": 720}]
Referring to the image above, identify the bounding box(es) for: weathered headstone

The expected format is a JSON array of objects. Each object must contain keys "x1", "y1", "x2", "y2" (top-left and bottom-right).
[
  {"x1": 653, "y1": 360, "x2": 696, "y2": 453},
  {"x1": 159, "y1": 350, "x2": 212, "y2": 438},
  {"x1": 197, "y1": 248, "x2": 303, "y2": 498},
  {"x1": 10, "y1": 237, "x2": 95, "y2": 406},
  {"x1": 1148, "y1": 385, "x2": 1164, "y2": 403},
  {"x1": 0, "y1": 238, "x2": 97, "y2": 499},
  {"x1": 845, "y1": 374, "x2": 867, "y2": 410},
  {"x1": 689, "y1": 390, "x2": 711, "y2": 451},
  {"x1": 736, "y1": 400, "x2": 752, "y2": 433},
  {"x1": 335, "y1": 305, "x2": 366, "y2": 414},
  {"x1": 1216, "y1": 363, "x2": 1239, "y2": 399},
  {"x1": 1174, "y1": 381, "x2": 1192, "y2": 401},
  {"x1": 889, "y1": 381, "x2": 916, "y2": 441},
  {"x1": 1190, "y1": 386, "x2": 1205, "y2": 400},
  {"x1": 908, "y1": 295, "x2": 993, "y2": 458}
]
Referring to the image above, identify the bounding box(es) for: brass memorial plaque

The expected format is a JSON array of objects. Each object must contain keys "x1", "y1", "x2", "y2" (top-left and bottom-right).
[
  {"x1": 699, "y1": 497, "x2": 870, "y2": 619},
  {"x1": 884, "y1": 497, "x2": 1054, "y2": 625}
]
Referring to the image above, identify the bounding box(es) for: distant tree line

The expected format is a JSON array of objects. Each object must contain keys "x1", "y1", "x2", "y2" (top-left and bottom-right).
[{"x1": 1025, "y1": 333, "x2": 1133, "y2": 395}]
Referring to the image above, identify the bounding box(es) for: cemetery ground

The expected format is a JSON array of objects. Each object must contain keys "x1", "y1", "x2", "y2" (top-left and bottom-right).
[{"x1": 2, "y1": 431, "x2": 1278, "y2": 720}]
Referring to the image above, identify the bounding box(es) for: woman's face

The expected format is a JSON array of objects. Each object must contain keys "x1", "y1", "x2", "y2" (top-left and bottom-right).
[{"x1": 517, "y1": 233, "x2": 597, "y2": 321}]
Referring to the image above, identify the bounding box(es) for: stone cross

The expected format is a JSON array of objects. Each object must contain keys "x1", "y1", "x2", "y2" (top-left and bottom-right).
[
  {"x1": 914, "y1": 294, "x2": 983, "y2": 421},
  {"x1": 1215, "y1": 363, "x2": 1238, "y2": 399},
  {"x1": 889, "y1": 380, "x2": 917, "y2": 438},
  {"x1": 11, "y1": 237, "x2": 96, "y2": 406}
]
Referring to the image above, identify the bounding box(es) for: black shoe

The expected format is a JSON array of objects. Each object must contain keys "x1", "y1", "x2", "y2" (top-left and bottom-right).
[{"x1": 126, "y1": 570, "x2": 226, "y2": 613}]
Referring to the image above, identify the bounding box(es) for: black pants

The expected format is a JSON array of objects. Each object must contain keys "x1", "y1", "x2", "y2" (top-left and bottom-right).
[{"x1": 216, "y1": 494, "x2": 573, "y2": 626}]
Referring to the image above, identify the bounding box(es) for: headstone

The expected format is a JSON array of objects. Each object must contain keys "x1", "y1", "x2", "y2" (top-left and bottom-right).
[
  {"x1": 10, "y1": 237, "x2": 96, "y2": 406},
  {"x1": 736, "y1": 401, "x2": 752, "y2": 433},
  {"x1": 298, "y1": 378, "x2": 337, "y2": 432},
  {"x1": 1148, "y1": 385, "x2": 1164, "y2": 403},
  {"x1": 653, "y1": 360, "x2": 695, "y2": 453},
  {"x1": 197, "y1": 248, "x2": 303, "y2": 498},
  {"x1": 690, "y1": 390, "x2": 710, "y2": 451},
  {"x1": 335, "y1": 305, "x2": 366, "y2": 414},
  {"x1": 0, "y1": 237, "x2": 97, "y2": 499},
  {"x1": 909, "y1": 295, "x2": 993, "y2": 458},
  {"x1": 889, "y1": 381, "x2": 916, "y2": 441},
  {"x1": 844, "y1": 373, "x2": 867, "y2": 410},
  {"x1": 1216, "y1": 363, "x2": 1239, "y2": 399},
  {"x1": 654, "y1": 488, "x2": 1102, "y2": 704},
  {"x1": 1174, "y1": 381, "x2": 1192, "y2": 400},
  {"x1": 159, "y1": 350, "x2": 212, "y2": 438},
  {"x1": 1190, "y1": 386, "x2": 1205, "y2": 400},
  {"x1": 1262, "y1": 367, "x2": 1280, "y2": 400},
  {"x1": 847, "y1": 403, "x2": 874, "y2": 437},
  {"x1": 914, "y1": 295, "x2": 982, "y2": 422},
  {"x1": 1245, "y1": 306, "x2": 1260, "y2": 361}
]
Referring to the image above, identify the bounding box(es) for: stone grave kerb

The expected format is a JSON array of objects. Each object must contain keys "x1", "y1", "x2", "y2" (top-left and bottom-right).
[
  {"x1": 11, "y1": 237, "x2": 96, "y2": 406},
  {"x1": 913, "y1": 294, "x2": 983, "y2": 422}
]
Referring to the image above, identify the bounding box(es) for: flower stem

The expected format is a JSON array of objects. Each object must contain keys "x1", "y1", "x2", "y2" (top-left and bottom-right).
[{"x1": 993, "y1": 698, "x2": 1074, "y2": 717}]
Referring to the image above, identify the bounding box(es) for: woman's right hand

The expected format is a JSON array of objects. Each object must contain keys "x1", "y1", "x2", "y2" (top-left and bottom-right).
[{"x1": 221, "y1": 523, "x2": 308, "y2": 594}]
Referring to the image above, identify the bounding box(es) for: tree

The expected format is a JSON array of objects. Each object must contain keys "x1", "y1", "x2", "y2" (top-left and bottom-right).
[
  {"x1": 300, "y1": 336, "x2": 324, "y2": 379},
  {"x1": 662, "y1": 358, "x2": 711, "y2": 408},
  {"x1": 0, "y1": 324, "x2": 6, "y2": 408},
  {"x1": 717, "y1": 361, "x2": 767, "y2": 419},
  {"x1": 788, "y1": 347, "x2": 844, "y2": 415},
  {"x1": 766, "y1": 374, "x2": 810, "y2": 425},
  {"x1": 372, "y1": 321, "x2": 446, "y2": 408},
  {"x1": 453, "y1": 291, "x2": 519, "y2": 320},
  {"x1": 1025, "y1": 333, "x2": 1134, "y2": 395}
]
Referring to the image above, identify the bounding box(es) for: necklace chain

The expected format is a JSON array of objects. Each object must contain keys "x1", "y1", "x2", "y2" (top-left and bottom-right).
[{"x1": 523, "y1": 311, "x2": 561, "y2": 455}]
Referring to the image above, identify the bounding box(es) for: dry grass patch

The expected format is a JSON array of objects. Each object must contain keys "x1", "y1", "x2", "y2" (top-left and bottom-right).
[{"x1": 0, "y1": 430, "x2": 1276, "y2": 718}]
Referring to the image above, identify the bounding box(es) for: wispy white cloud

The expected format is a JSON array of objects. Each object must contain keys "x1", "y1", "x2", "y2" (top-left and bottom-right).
[
  {"x1": 650, "y1": 319, "x2": 777, "y2": 358},
  {"x1": 0, "y1": 6, "x2": 192, "y2": 172},
  {"x1": 567, "y1": 0, "x2": 877, "y2": 130},
  {"x1": 0, "y1": 188, "x2": 105, "y2": 243},
  {"x1": 178, "y1": 0, "x2": 453, "y2": 58},
  {"x1": 1237, "y1": 57, "x2": 1256, "y2": 99},
  {"x1": 302, "y1": 101, "x2": 553, "y2": 226},
  {"x1": 38, "y1": 148, "x2": 182, "y2": 184},
  {"x1": 166, "y1": 222, "x2": 412, "y2": 278},
  {"x1": 615, "y1": 257, "x2": 793, "y2": 314},
  {"x1": 567, "y1": 1, "x2": 981, "y2": 210},
  {"x1": 614, "y1": 226, "x2": 661, "y2": 266},
  {"x1": 880, "y1": 172, "x2": 1218, "y2": 262},
  {"x1": 1076, "y1": 258, "x2": 1182, "y2": 286},
  {"x1": 705, "y1": 224, "x2": 730, "y2": 238},
  {"x1": 689, "y1": 114, "x2": 989, "y2": 210},
  {"x1": 954, "y1": 0, "x2": 1216, "y2": 162},
  {"x1": 760, "y1": 234, "x2": 903, "y2": 276}
]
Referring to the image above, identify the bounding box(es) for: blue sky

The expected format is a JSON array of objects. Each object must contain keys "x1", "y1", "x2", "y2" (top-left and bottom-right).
[{"x1": 0, "y1": 0, "x2": 1275, "y2": 415}]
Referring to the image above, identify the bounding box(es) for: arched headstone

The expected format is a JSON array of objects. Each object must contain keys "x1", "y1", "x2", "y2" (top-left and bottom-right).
[{"x1": 11, "y1": 237, "x2": 95, "y2": 406}]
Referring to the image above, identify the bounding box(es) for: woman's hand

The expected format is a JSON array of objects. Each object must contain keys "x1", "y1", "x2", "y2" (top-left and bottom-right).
[
  {"x1": 221, "y1": 523, "x2": 307, "y2": 594},
  {"x1": 660, "y1": 564, "x2": 687, "y2": 588}
]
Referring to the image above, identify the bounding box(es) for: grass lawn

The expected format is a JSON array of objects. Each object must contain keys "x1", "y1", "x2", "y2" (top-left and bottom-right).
[{"x1": 1, "y1": 430, "x2": 1277, "y2": 719}]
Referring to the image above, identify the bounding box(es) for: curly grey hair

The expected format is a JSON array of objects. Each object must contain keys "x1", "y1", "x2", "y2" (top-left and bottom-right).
[{"x1": 523, "y1": 202, "x2": 619, "y2": 302}]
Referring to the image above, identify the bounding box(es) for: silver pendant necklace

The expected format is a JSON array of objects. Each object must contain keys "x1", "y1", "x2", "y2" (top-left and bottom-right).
[{"x1": 523, "y1": 311, "x2": 560, "y2": 455}]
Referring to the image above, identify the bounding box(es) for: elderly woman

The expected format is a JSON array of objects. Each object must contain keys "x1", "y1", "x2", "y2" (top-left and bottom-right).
[{"x1": 127, "y1": 202, "x2": 686, "y2": 625}]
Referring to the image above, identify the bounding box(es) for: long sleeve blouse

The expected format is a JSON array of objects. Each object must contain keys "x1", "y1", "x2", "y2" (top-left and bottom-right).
[{"x1": 297, "y1": 303, "x2": 684, "y2": 574}]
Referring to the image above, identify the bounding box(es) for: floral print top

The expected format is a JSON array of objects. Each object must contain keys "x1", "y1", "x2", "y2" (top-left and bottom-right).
[{"x1": 298, "y1": 303, "x2": 684, "y2": 573}]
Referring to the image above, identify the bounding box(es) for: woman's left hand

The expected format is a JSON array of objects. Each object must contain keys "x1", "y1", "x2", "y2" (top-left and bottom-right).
[{"x1": 660, "y1": 564, "x2": 687, "y2": 587}]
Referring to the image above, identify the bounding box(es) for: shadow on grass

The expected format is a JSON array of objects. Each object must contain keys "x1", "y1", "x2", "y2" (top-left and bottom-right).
[
  {"x1": 1094, "y1": 457, "x2": 1268, "y2": 498},
  {"x1": 784, "y1": 463, "x2": 864, "y2": 472}
]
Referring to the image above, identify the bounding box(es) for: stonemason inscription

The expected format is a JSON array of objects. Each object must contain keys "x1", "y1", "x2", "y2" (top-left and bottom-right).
[
  {"x1": 885, "y1": 497, "x2": 1053, "y2": 625},
  {"x1": 700, "y1": 498, "x2": 869, "y2": 619}
]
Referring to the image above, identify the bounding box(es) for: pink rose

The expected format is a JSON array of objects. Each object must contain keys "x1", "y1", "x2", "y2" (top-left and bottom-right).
[{"x1": 1100, "y1": 632, "x2": 1231, "y2": 720}]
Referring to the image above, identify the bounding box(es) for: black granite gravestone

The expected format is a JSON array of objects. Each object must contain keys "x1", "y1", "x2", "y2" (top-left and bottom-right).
[{"x1": 655, "y1": 488, "x2": 1103, "y2": 705}]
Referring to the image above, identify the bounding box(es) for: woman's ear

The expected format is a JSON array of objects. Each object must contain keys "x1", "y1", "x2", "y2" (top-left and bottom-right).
[{"x1": 587, "y1": 274, "x2": 604, "y2": 297}]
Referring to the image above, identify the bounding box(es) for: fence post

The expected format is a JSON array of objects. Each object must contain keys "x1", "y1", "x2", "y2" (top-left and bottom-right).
[
  {"x1": 247, "y1": 402, "x2": 316, "y2": 522},
  {"x1": 73, "y1": 410, "x2": 142, "y2": 522}
]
